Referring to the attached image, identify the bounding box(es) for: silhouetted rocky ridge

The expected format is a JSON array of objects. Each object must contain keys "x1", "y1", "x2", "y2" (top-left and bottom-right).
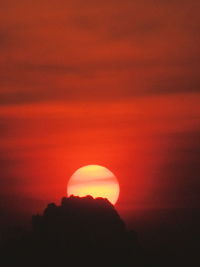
[{"x1": 1, "y1": 196, "x2": 149, "y2": 267}]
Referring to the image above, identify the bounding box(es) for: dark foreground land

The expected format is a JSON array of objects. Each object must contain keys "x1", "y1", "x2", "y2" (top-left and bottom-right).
[{"x1": 0, "y1": 196, "x2": 150, "y2": 267}]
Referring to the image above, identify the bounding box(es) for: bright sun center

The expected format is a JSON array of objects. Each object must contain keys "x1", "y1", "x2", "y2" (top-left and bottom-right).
[{"x1": 67, "y1": 165, "x2": 120, "y2": 205}]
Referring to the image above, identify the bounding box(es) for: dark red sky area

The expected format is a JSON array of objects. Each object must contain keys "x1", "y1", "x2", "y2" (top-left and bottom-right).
[{"x1": 0, "y1": 0, "x2": 200, "y2": 219}]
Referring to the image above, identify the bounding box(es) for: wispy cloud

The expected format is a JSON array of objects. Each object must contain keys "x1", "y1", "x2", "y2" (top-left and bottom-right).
[{"x1": 0, "y1": 0, "x2": 200, "y2": 211}]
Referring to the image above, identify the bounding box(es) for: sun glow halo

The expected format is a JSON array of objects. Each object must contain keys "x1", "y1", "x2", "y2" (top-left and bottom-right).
[{"x1": 67, "y1": 165, "x2": 120, "y2": 205}]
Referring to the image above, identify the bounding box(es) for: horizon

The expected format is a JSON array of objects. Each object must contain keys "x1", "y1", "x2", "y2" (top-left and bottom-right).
[{"x1": 0, "y1": 1, "x2": 199, "y2": 266}]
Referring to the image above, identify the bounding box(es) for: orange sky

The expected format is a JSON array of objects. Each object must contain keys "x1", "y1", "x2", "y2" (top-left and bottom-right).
[{"x1": 0, "y1": 0, "x2": 200, "y2": 217}]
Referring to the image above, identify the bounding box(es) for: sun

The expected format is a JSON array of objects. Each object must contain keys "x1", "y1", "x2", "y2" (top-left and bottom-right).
[{"x1": 67, "y1": 165, "x2": 120, "y2": 205}]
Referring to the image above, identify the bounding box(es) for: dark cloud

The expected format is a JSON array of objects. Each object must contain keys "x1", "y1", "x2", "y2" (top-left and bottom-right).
[
  {"x1": 0, "y1": 0, "x2": 199, "y2": 105},
  {"x1": 0, "y1": 31, "x2": 6, "y2": 47},
  {"x1": 154, "y1": 128, "x2": 200, "y2": 208},
  {"x1": 0, "y1": 156, "x2": 24, "y2": 188},
  {"x1": 148, "y1": 74, "x2": 200, "y2": 96},
  {"x1": 0, "y1": 54, "x2": 200, "y2": 106}
]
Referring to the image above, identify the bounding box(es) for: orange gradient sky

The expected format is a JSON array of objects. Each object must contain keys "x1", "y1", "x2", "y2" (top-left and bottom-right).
[{"x1": 0, "y1": 0, "x2": 200, "y2": 217}]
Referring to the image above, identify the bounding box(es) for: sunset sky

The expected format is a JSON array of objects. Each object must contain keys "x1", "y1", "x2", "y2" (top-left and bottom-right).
[{"x1": 0, "y1": 0, "x2": 200, "y2": 219}]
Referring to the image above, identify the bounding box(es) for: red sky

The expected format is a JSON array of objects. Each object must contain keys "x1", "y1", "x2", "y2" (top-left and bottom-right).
[{"x1": 0, "y1": 0, "x2": 200, "y2": 217}]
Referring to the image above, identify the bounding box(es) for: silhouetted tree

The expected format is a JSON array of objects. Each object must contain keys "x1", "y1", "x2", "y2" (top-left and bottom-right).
[{"x1": 1, "y1": 196, "x2": 149, "y2": 267}]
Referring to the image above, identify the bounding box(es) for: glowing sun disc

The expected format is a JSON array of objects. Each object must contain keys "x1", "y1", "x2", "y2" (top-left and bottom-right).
[{"x1": 67, "y1": 165, "x2": 120, "y2": 205}]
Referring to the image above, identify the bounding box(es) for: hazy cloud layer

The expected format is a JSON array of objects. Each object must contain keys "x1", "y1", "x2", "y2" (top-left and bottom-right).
[
  {"x1": 0, "y1": 0, "x2": 200, "y2": 211},
  {"x1": 0, "y1": 0, "x2": 199, "y2": 104}
]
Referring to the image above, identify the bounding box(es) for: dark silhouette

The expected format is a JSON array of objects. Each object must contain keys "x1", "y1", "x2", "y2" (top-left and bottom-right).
[{"x1": 1, "y1": 196, "x2": 149, "y2": 267}]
